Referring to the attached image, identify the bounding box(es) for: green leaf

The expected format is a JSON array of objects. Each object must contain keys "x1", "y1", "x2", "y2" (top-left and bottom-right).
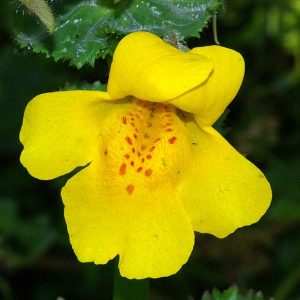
[
  {"x1": 15, "y1": 0, "x2": 223, "y2": 68},
  {"x1": 220, "y1": 286, "x2": 239, "y2": 300},
  {"x1": 201, "y1": 286, "x2": 272, "y2": 300}
]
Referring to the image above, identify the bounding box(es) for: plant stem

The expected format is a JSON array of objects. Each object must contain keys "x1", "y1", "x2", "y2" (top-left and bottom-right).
[
  {"x1": 113, "y1": 260, "x2": 149, "y2": 300},
  {"x1": 213, "y1": 13, "x2": 220, "y2": 45}
]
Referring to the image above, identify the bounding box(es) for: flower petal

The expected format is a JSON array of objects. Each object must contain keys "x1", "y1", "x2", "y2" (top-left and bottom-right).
[
  {"x1": 178, "y1": 122, "x2": 271, "y2": 238},
  {"x1": 62, "y1": 100, "x2": 194, "y2": 279},
  {"x1": 62, "y1": 157, "x2": 194, "y2": 279},
  {"x1": 20, "y1": 90, "x2": 113, "y2": 180},
  {"x1": 108, "y1": 31, "x2": 213, "y2": 102},
  {"x1": 170, "y1": 46, "x2": 245, "y2": 126}
]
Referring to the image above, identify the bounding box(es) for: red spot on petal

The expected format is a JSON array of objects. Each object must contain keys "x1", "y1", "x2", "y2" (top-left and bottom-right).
[
  {"x1": 155, "y1": 138, "x2": 161, "y2": 143},
  {"x1": 150, "y1": 146, "x2": 155, "y2": 152},
  {"x1": 132, "y1": 148, "x2": 135, "y2": 153},
  {"x1": 119, "y1": 163, "x2": 126, "y2": 176},
  {"x1": 165, "y1": 128, "x2": 173, "y2": 132},
  {"x1": 122, "y1": 117, "x2": 127, "y2": 124},
  {"x1": 146, "y1": 154, "x2": 152, "y2": 160},
  {"x1": 144, "y1": 133, "x2": 149, "y2": 139},
  {"x1": 126, "y1": 184, "x2": 135, "y2": 195},
  {"x1": 145, "y1": 169, "x2": 153, "y2": 177},
  {"x1": 124, "y1": 154, "x2": 130, "y2": 159},
  {"x1": 104, "y1": 149, "x2": 108, "y2": 156},
  {"x1": 130, "y1": 122, "x2": 135, "y2": 127},
  {"x1": 141, "y1": 145, "x2": 146, "y2": 151},
  {"x1": 168, "y1": 136, "x2": 177, "y2": 144},
  {"x1": 125, "y1": 136, "x2": 133, "y2": 145},
  {"x1": 137, "y1": 167, "x2": 143, "y2": 173},
  {"x1": 137, "y1": 152, "x2": 141, "y2": 157},
  {"x1": 130, "y1": 161, "x2": 135, "y2": 167},
  {"x1": 141, "y1": 158, "x2": 145, "y2": 163}
]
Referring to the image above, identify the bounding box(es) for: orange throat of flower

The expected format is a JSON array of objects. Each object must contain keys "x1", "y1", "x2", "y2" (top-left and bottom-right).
[{"x1": 98, "y1": 99, "x2": 191, "y2": 197}]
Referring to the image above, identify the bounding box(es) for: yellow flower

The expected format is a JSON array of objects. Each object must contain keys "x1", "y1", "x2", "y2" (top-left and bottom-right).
[{"x1": 20, "y1": 32, "x2": 272, "y2": 279}]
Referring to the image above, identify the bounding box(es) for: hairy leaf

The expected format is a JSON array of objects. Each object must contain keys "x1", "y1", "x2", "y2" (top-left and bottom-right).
[
  {"x1": 15, "y1": 0, "x2": 223, "y2": 68},
  {"x1": 19, "y1": 0, "x2": 55, "y2": 33}
]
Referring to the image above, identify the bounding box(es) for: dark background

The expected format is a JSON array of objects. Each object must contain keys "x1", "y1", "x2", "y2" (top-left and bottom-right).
[{"x1": 0, "y1": 0, "x2": 299, "y2": 299}]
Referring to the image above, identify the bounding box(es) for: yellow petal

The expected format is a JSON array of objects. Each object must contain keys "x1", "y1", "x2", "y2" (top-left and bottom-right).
[
  {"x1": 20, "y1": 90, "x2": 112, "y2": 180},
  {"x1": 178, "y1": 122, "x2": 271, "y2": 238},
  {"x1": 62, "y1": 99, "x2": 195, "y2": 279},
  {"x1": 108, "y1": 31, "x2": 213, "y2": 102},
  {"x1": 119, "y1": 187, "x2": 194, "y2": 279},
  {"x1": 170, "y1": 46, "x2": 245, "y2": 126},
  {"x1": 62, "y1": 153, "x2": 194, "y2": 280}
]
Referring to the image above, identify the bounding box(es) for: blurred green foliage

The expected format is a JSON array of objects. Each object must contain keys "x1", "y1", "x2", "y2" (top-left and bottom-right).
[
  {"x1": 201, "y1": 286, "x2": 270, "y2": 300},
  {"x1": 0, "y1": 0, "x2": 300, "y2": 299}
]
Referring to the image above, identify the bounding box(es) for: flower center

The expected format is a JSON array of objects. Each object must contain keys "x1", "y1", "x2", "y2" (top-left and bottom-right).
[{"x1": 99, "y1": 99, "x2": 191, "y2": 196}]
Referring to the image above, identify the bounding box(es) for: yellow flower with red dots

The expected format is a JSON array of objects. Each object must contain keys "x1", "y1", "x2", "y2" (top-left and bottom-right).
[{"x1": 20, "y1": 32, "x2": 272, "y2": 279}]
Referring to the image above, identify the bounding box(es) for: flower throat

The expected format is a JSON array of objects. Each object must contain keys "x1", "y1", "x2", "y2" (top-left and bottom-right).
[{"x1": 100, "y1": 99, "x2": 190, "y2": 196}]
